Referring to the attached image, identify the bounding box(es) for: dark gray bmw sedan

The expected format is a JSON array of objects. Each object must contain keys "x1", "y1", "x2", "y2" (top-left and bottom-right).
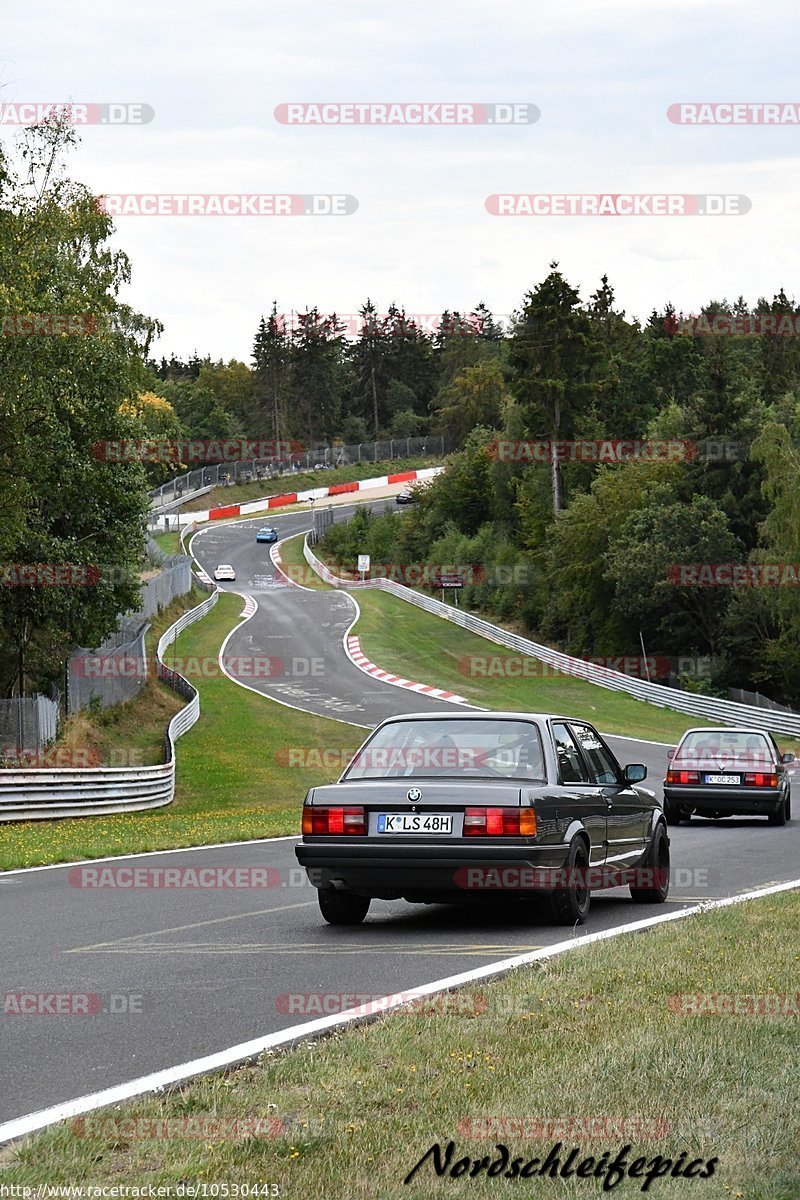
[{"x1": 295, "y1": 712, "x2": 669, "y2": 926}]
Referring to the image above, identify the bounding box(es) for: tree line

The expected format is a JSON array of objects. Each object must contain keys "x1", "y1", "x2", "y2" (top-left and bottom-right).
[
  {"x1": 318, "y1": 264, "x2": 800, "y2": 707},
  {"x1": 145, "y1": 300, "x2": 506, "y2": 457},
  {"x1": 3, "y1": 119, "x2": 800, "y2": 712}
]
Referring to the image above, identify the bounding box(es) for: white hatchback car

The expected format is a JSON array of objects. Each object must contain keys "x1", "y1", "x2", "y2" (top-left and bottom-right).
[{"x1": 213, "y1": 564, "x2": 236, "y2": 581}]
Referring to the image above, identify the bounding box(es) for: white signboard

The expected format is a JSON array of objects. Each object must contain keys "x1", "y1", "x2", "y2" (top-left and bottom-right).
[{"x1": 357, "y1": 554, "x2": 370, "y2": 573}]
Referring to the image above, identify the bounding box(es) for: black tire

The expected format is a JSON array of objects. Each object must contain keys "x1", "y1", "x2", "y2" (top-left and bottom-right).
[
  {"x1": 768, "y1": 796, "x2": 788, "y2": 827},
  {"x1": 630, "y1": 822, "x2": 670, "y2": 903},
  {"x1": 547, "y1": 839, "x2": 591, "y2": 926},
  {"x1": 317, "y1": 889, "x2": 370, "y2": 925},
  {"x1": 663, "y1": 799, "x2": 683, "y2": 827}
]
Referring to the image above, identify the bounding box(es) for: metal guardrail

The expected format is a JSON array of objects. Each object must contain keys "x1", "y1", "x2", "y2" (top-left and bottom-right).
[
  {"x1": 148, "y1": 436, "x2": 450, "y2": 509},
  {"x1": 303, "y1": 537, "x2": 800, "y2": 739},
  {"x1": 0, "y1": 590, "x2": 219, "y2": 821}
]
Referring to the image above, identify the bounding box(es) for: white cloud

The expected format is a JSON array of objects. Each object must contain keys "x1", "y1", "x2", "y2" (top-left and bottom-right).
[{"x1": 2, "y1": 0, "x2": 800, "y2": 357}]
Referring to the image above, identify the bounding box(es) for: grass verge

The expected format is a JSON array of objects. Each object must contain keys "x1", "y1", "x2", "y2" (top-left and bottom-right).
[
  {"x1": 276, "y1": 531, "x2": 329, "y2": 590},
  {"x1": 293, "y1": 568, "x2": 798, "y2": 749},
  {"x1": 0, "y1": 592, "x2": 362, "y2": 869},
  {"x1": 332, "y1": 589, "x2": 707, "y2": 744},
  {"x1": 4, "y1": 890, "x2": 798, "y2": 1198},
  {"x1": 180, "y1": 457, "x2": 441, "y2": 513},
  {"x1": 152, "y1": 531, "x2": 182, "y2": 556},
  {"x1": 40, "y1": 589, "x2": 205, "y2": 771}
]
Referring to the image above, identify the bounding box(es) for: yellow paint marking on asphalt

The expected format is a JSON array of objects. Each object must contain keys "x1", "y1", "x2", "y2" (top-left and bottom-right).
[
  {"x1": 71, "y1": 942, "x2": 545, "y2": 956},
  {"x1": 65, "y1": 900, "x2": 318, "y2": 953}
]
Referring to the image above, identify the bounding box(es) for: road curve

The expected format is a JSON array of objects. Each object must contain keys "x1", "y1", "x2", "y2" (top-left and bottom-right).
[
  {"x1": 1, "y1": 498, "x2": 797, "y2": 1131},
  {"x1": 191, "y1": 501, "x2": 459, "y2": 725}
]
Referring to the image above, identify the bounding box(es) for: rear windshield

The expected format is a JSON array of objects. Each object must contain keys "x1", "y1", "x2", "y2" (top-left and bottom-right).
[
  {"x1": 677, "y1": 730, "x2": 774, "y2": 767},
  {"x1": 343, "y1": 719, "x2": 546, "y2": 781}
]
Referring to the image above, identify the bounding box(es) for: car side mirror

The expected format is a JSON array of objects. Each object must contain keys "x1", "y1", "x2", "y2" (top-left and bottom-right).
[
  {"x1": 624, "y1": 763, "x2": 647, "y2": 783},
  {"x1": 781, "y1": 752, "x2": 795, "y2": 764},
  {"x1": 666, "y1": 747, "x2": 676, "y2": 760}
]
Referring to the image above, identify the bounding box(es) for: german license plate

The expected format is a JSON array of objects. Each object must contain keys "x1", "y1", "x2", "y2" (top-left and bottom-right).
[
  {"x1": 705, "y1": 774, "x2": 740, "y2": 785},
  {"x1": 377, "y1": 813, "x2": 453, "y2": 834}
]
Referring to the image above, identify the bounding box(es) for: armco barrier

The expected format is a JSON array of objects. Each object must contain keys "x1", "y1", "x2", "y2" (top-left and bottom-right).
[
  {"x1": 154, "y1": 466, "x2": 444, "y2": 529},
  {"x1": 0, "y1": 591, "x2": 218, "y2": 821},
  {"x1": 303, "y1": 538, "x2": 800, "y2": 738}
]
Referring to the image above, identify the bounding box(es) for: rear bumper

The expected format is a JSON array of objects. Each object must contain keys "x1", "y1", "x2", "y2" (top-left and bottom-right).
[
  {"x1": 664, "y1": 785, "x2": 783, "y2": 815},
  {"x1": 296, "y1": 840, "x2": 576, "y2": 900}
]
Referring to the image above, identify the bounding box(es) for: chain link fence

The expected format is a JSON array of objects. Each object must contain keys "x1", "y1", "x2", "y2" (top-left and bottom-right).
[
  {"x1": 140, "y1": 558, "x2": 193, "y2": 618},
  {"x1": 149, "y1": 435, "x2": 450, "y2": 510},
  {"x1": 727, "y1": 687, "x2": 797, "y2": 714},
  {"x1": 0, "y1": 551, "x2": 196, "y2": 755},
  {"x1": 67, "y1": 616, "x2": 150, "y2": 716},
  {"x1": 0, "y1": 695, "x2": 60, "y2": 760}
]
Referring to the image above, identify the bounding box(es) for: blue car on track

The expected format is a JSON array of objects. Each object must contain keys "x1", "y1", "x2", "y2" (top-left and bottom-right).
[{"x1": 256, "y1": 527, "x2": 279, "y2": 544}]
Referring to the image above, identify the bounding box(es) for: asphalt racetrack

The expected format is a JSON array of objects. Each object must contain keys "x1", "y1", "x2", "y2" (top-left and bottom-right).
[{"x1": 2, "y1": 498, "x2": 797, "y2": 1130}]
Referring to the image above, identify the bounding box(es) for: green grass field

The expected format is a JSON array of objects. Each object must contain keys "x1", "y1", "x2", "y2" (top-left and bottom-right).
[
  {"x1": 0, "y1": 592, "x2": 362, "y2": 870},
  {"x1": 5, "y1": 890, "x2": 798, "y2": 1198},
  {"x1": 298, "y1": 543, "x2": 800, "y2": 750},
  {"x1": 350, "y1": 592, "x2": 701, "y2": 742},
  {"x1": 152, "y1": 531, "x2": 183, "y2": 556},
  {"x1": 276, "y1": 531, "x2": 329, "y2": 590},
  {"x1": 5, "y1": 527, "x2": 795, "y2": 872}
]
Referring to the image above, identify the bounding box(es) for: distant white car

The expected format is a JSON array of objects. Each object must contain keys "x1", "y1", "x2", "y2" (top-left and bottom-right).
[{"x1": 213, "y1": 564, "x2": 236, "y2": 581}]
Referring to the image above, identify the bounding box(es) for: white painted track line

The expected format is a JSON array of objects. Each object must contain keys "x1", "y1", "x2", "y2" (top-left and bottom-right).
[{"x1": 2, "y1": 878, "x2": 797, "y2": 1146}]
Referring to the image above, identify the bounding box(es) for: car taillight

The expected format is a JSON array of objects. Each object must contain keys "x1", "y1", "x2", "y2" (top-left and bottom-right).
[
  {"x1": 463, "y1": 807, "x2": 537, "y2": 837},
  {"x1": 743, "y1": 773, "x2": 778, "y2": 787},
  {"x1": 302, "y1": 806, "x2": 366, "y2": 835},
  {"x1": 666, "y1": 770, "x2": 699, "y2": 784}
]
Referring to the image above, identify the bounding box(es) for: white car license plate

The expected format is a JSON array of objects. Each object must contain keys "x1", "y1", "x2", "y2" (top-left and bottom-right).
[
  {"x1": 377, "y1": 813, "x2": 453, "y2": 834},
  {"x1": 705, "y1": 774, "x2": 740, "y2": 785}
]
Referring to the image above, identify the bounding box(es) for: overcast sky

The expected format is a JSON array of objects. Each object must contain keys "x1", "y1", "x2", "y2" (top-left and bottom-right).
[{"x1": 3, "y1": 0, "x2": 800, "y2": 361}]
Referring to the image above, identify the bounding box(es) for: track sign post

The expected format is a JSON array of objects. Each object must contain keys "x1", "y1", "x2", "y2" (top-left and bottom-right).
[{"x1": 432, "y1": 572, "x2": 464, "y2": 605}]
